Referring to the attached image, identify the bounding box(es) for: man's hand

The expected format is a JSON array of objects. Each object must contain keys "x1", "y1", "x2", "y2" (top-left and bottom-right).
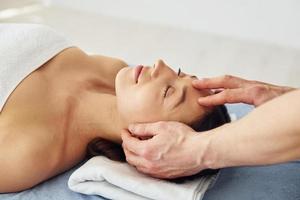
[
  {"x1": 192, "y1": 75, "x2": 294, "y2": 107},
  {"x1": 121, "y1": 121, "x2": 210, "y2": 179}
]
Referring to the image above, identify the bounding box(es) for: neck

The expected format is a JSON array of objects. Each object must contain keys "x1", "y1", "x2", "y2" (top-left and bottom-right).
[{"x1": 75, "y1": 92, "x2": 127, "y2": 144}]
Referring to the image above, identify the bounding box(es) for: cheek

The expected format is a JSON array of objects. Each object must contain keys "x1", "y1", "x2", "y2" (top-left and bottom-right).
[{"x1": 117, "y1": 88, "x2": 159, "y2": 123}]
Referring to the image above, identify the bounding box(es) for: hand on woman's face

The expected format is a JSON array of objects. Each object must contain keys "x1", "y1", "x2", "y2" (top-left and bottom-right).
[{"x1": 115, "y1": 59, "x2": 213, "y2": 125}]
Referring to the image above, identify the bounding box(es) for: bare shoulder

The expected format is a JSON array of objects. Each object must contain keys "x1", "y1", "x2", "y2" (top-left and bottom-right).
[{"x1": 0, "y1": 123, "x2": 60, "y2": 193}]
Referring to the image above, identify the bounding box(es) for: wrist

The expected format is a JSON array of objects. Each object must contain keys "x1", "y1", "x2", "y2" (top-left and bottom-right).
[
  {"x1": 195, "y1": 123, "x2": 235, "y2": 170},
  {"x1": 194, "y1": 130, "x2": 218, "y2": 170}
]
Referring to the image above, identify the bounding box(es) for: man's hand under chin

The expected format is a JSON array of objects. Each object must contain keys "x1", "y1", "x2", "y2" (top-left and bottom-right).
[{"x1": 121, "y1": 121, "x2": 213, "y2": 179}]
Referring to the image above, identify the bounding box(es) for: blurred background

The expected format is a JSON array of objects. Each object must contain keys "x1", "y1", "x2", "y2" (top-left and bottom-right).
[{"x1": 1, "y1": 0, "x2": 299, "y2": 87}]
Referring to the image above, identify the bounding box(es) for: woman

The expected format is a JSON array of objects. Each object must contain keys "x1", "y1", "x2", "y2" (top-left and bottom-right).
[{"x1": 0, "y1": 24, "x2": 229, "y2": 193}]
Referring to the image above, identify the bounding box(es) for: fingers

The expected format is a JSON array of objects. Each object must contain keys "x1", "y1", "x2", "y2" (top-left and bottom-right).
[
  {"x1": 135, "y1": 166, "x2": 167, "y2": 179},
  {"x1": 122, "y1": 132, "x2": 154, "y2": 171},
  {"x1": 123, "y1": 146, "x2": 151, "y2": 169},
  {"x1": 128, "y1": 121, "x2": 167, "y2": 137},
  {"x1": 124, "y1": 148, "x2": 167, "y2": 179},
  {"x1": 121, "y1": 129, "x2": 149, "y2": 155},
  {"x1": 192, "y1": 75, "x2": 247, "y2": 90},
  {"x1": 197, "y1": 88, "x2": 253, "y2": 106}
]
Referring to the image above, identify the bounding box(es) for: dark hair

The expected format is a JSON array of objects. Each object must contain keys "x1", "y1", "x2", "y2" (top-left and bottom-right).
[{"x1": 86, "y1": 105, "x2": 230, "y2": 163}]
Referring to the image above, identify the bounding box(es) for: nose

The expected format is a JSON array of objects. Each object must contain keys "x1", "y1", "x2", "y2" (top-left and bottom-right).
[{"x1": 151, "y1": 59, "x2": 165, "y2": 78}]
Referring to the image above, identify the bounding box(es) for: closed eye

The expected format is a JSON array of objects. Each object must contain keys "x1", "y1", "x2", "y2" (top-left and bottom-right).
[{"x1": 163, "y1": 68, "x2": 182, "y2": 98}]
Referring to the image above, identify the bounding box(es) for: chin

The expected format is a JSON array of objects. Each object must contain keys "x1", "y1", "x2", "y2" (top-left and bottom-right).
[{"x1": 115, "y1": 68, "x2": 128, "y2": 95}]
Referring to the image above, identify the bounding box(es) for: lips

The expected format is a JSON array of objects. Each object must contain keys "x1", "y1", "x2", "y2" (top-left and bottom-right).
[{"x1": 134, "y1": 65, "x2": 143, "y2": 83}]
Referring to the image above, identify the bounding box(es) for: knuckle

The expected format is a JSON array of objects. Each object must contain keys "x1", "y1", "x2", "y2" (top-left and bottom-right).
[
  {"x1": 222, "y1": 74, "x2": 234, "y2": 82},
  {"x1": 152, "y1": 121, "x2": 168, "y2": 132},
  {"x1": 221, "y1": 89, "x2": 231, "y2": 98},
  {"x1": 168, "y1": 121, "x2": 180, "y2": 130},
  {"x1": 157, "y1": 121, "x2": 167, "y2": 128},
  {"x1": 248, "y1": 85, "x2": 269, "y2": 105},
  {"x1": 141, "y1": 146, "x2": 153, "y2": 159},
  {"x1": 251, "y1": 85, "x2": 267, "y2": 97},
  {"x1": 144, "y1": 150, "x2": 154, "y2": 160},
  {"x1": 130, "y1": 125, "x2": 141, "y2": 134},
  {"x1": 140, "y1": 148, "x2": 148, "y2": 157},
  {"x1": 218, "y1": 89, "x2": 234, "y2": 103},
  {"x1": 137, "y1": 125, "x2": 146, "y2": 133},
  {"x1": 166, "y1": 124, "x2": 175, "y2": 132}
]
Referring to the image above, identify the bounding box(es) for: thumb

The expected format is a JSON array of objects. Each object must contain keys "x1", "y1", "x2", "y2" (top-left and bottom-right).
[{"x1": 128, "y1": 122, "x2": 162, "y2": 137}]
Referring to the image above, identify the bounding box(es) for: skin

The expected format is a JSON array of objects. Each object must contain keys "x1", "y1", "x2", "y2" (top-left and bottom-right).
[
  {"x1": 193, "y1": 75, "x2": 295, "y2": 107},
  {"x1": 0, "y1": 47, "x2": 127, "y2": 193},
  {"x1": 0, "y1": 47, "x2": 211, "y2": 193},
  {"x1": 122, "y1": 76, "x2": 299, "y2": 179},
  {"x1": 115, "y1": 60, "x2": 212, "y2": 126}
]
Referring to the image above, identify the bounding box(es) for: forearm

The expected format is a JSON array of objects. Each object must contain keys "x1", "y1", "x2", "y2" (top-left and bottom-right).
[{"x1": 204, "y1": 89, "x2": 300, "y2": 169}]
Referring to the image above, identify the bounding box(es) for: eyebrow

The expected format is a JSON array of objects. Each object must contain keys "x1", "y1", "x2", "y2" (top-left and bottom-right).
[{"x1": 172, "y1": 85, "x2": 187, "y2": 109}]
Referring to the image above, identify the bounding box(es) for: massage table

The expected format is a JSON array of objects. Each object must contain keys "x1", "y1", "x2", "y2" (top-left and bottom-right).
[{"x1": 1, "y1": 104, "x2": 299, "y2": 200}]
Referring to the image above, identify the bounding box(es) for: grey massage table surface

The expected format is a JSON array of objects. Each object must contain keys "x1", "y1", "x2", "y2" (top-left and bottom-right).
[{"x1": 1, "y1": 104, "x2": 299, "y2": 200}]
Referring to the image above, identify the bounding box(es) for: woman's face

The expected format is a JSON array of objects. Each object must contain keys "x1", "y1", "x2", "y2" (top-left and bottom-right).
[{"x1": 115, "y1": 59, "x2": 213, "y2": 125}]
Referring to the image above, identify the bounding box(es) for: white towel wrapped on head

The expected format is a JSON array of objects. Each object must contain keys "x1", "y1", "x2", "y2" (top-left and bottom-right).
[{"x1": 68, "y1": 156, "x2": 215, "y2": 200}]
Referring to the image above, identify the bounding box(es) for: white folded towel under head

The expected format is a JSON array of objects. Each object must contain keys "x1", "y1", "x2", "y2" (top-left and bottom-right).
[{"x1": 68, "y1": 156, "x2": 215, "y2": 200}]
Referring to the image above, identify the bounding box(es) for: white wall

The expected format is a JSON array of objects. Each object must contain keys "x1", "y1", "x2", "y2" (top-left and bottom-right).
[
  {"x1": 0, "y1": 0, "x2": 39, "y2": 10},
  {"x1": 48, "y1": 0, "x2": 300, "y2": 49}
]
